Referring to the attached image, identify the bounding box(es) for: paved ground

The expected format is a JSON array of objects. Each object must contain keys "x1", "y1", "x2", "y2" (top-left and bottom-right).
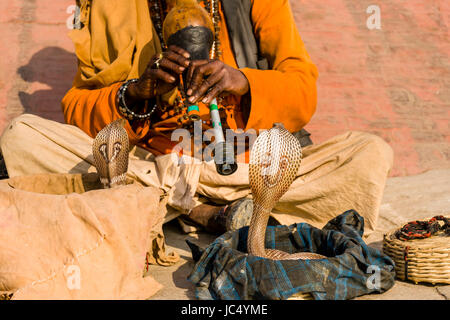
[{"x1": 146, "y1": 168, "x2": 450, "y2": 300}]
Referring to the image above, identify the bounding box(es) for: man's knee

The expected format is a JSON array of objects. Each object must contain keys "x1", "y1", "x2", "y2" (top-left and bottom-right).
[
  {"x1": 0, "y1": 114, "x2": 38, "y2": 153},
  {"x1": 353, "y1": 131, "x2": 394, "y2": 170}
]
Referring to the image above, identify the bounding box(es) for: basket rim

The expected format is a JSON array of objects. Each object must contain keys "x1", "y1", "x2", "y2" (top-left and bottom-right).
[{"x1": 383, "y1": 215, "x2": 450, "y2": 249}]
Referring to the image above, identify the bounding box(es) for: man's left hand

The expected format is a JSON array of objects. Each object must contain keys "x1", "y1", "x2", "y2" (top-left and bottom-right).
[{"x1": 185, "y1": 60, "x2": 249, "y2": 105}]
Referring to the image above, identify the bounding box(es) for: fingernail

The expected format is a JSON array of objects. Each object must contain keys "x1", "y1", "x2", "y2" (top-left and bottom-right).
[
  {"x1": 186, "y1": 89, "x2": 192, "y2": 96},
  {"x1": 170, "y1": 77, "x2": 176, "y2": 82},
  {"x1": 184, "y1": 53, "x2": 190, "y2": 58},
  {"x1": 202, "y1": 98, "x2": 208, "y2": 103},
  {"x1": 188, "y1": 96, "x2": 195, "y2": 103}
]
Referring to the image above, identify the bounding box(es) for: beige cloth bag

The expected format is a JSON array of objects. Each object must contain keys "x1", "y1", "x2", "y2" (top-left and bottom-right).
[{"x1": 0, "y1": 173, "x2": 175, "y2": 299}]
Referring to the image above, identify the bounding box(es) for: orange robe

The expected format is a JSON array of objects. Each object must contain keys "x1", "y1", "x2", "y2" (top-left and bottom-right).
[{"x1": 62, "y1": 0, "x2": 318, "y2": 157}]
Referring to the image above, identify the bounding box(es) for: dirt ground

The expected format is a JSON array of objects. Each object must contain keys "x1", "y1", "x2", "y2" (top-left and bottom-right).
[{"x1": 146, "y1": 168, "x2": 450, "y2": 300}]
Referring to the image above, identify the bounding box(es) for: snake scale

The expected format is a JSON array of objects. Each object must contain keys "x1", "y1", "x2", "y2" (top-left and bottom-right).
[{"x1": 92, "y1": 120, "x2": 325, "y2": 260}]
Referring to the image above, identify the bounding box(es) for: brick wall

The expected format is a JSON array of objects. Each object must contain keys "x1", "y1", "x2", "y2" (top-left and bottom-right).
[{"x1": 0, "y1": 0, "x2": 449, "y2": 176}]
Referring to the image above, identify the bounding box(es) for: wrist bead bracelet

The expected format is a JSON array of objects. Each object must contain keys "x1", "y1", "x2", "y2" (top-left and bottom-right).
[{"x1": 117, "y1": 79, "x2": 157, "y2": 121}]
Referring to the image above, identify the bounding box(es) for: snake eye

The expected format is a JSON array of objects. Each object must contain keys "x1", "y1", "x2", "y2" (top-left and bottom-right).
[
  {"x1": 109, "y1": 142, "x2": 122, "y2": 162},
  {"x1": 99, "y1": 144, "x2": 108, "y2": 162},
  {"x1": 261, "y1": 152, "x2": 272, "y2": 173},
  {"x1": 262, "y1": 154, "x2": 289, "y2": 188},
  {"x1": 113, "y1": 142, "x2": 122, "y2": 152},
  {"x1": 279, "y1": 156, "x2": 289, "y2": 171}
]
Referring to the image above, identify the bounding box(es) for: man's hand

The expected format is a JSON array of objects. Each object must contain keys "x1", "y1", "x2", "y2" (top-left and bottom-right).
[
  {"x1": 186, "y1": 60, "x2": 249, "y2": 105},
  {"x1": 126, "y1": 45, "x2": 190, "y2": 106}
]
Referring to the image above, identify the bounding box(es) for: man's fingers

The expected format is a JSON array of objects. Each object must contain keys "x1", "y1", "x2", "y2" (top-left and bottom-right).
[
  {"x1": 201, "y1": 82, "x2": 224, "y2": 105},
  {"x1": 159, "y1": 57, "x2": 186, "y2": 74},
  {"x1": 186, "y1": 60, "x2": 210, "y2": 93},
  {"x1": 164, "y1": 50, "x2": 190, "y2": 68},
  {"x1": 187, "y1": 60, "x2": 221, "y2": 97},
  {"x1": 186, "y1": 60, "x2": 209, "y2": 91},
  {"x1": 168, "y1": 45, "x2": 190, "y2": 59},
  {"x1": 149, "y1": 68, "x2": 177, "y2": 84},
  {"x1": 188, "y1": 71, "x2": 223, "y2": 103}
]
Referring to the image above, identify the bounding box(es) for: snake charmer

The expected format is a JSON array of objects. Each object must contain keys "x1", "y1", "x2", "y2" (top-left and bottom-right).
[{"x1": 0, "y1": 0, "x2": 393, "y2": 242}]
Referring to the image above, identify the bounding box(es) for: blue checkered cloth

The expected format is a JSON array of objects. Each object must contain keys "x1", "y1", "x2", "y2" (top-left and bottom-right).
[{"x1": 187, "y1": 210, "x2": 395, "y2": 300}]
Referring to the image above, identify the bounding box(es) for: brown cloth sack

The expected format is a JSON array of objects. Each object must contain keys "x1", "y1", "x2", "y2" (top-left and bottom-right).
[{"x1": 0, "y1": 173, "x2": 177, "y2": 299}]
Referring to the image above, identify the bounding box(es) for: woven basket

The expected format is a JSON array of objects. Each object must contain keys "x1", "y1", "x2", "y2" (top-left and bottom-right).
[{"x1": 383, "y1": 216, "x2": 450, "y2": 285}]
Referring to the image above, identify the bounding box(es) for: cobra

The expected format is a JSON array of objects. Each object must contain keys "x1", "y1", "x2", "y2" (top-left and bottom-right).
[
  {"x1": 92, "y1": 119, "x2": 130, "y2": 188},
  {"x1": 247, "y1": 124, "x2": 326, "y2": 260}
]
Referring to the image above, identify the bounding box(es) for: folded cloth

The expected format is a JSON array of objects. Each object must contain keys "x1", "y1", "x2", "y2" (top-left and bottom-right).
[{"x1": 188, "y1": 210, "x2": 395, "y2": 300}]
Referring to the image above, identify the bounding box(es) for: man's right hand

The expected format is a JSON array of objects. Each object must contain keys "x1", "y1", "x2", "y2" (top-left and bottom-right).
[{"x1": 125, "y1": 45, "x2": 191, "y2": 107}]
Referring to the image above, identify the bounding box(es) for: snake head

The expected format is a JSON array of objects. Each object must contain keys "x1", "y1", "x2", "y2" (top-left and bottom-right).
[
  {"x1": 249, "y1": 124, "x2": 303, "y2": 202},
  {"x1": 92, "y1": 119, "x2": 130, "y2": 188}
]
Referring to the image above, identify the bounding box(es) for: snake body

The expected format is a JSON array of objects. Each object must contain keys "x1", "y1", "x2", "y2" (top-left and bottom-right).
[
  {"x1": 247, "y1": 124, "x2": 326, "y2": 260},
  {"x1": 92, "y1": 119, "x2": 130, "y2": 188}
]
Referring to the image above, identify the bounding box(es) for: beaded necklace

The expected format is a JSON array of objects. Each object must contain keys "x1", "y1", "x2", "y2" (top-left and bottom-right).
[{"x1": 148, "y1": 0, "x2": 167, "y2": 50}]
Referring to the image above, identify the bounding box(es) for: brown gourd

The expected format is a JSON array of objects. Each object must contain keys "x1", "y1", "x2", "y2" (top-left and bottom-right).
[
  {"x1": 162, "y1": 0, "x2": 214, "y2": 45},
  {"x1": 162, "y1": 0, "x2": 214, "y2": 60}
]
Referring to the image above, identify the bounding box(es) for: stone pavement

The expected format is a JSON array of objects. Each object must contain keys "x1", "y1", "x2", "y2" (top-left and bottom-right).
[{"x1": 147, "y1": 168, "x2": 450, "y2": 300}]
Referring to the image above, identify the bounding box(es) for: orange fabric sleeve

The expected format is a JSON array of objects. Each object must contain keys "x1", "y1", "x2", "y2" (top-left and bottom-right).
[
  {"x1": 61, "y1": 83, "x2": 150, "y2": 145},
  {"x1": 240, "y1": 0, "x2": 319, "y2": 133}
]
